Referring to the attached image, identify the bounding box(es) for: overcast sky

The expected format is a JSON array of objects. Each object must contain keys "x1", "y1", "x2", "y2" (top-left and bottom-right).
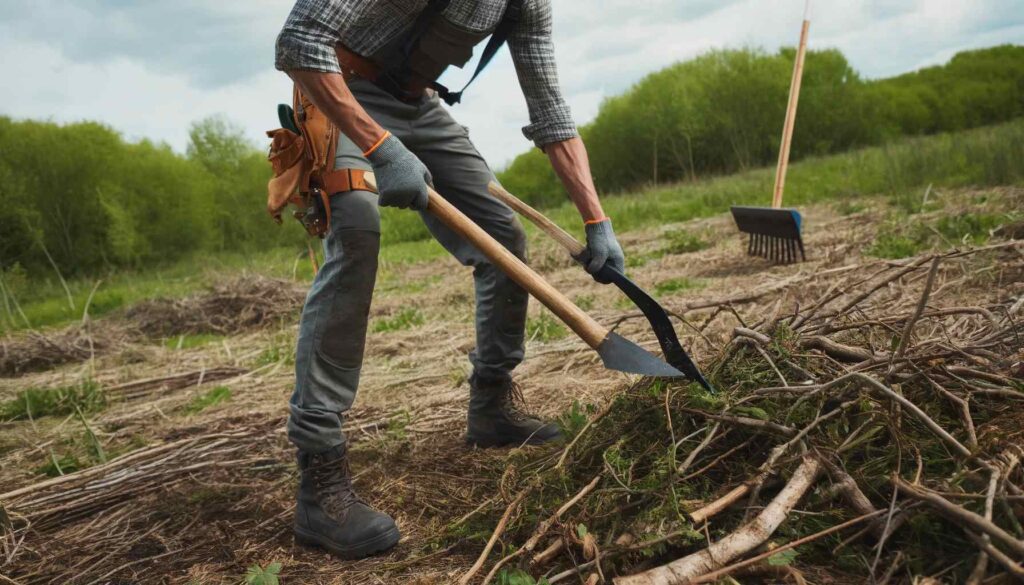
[{"x1": 1, "y1": 1, "x2": 1022, "y2": 169}]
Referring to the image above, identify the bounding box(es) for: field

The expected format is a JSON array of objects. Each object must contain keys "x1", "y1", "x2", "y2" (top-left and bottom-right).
[{"x1": 1, "y1": 126, "x2": 1023, "y2": 584}]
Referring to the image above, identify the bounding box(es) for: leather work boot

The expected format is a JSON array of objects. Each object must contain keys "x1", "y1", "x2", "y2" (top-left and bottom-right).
[
  {"x1": 294, "y1": 445, "x2": 400, "y2": 559},
  {"x1": 466, "y1": 374, "x2": 563, "y2": 447}
]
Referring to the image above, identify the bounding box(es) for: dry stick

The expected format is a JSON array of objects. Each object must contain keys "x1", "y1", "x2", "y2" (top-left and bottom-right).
[
  {"x1": 522, "y1": 474, "x2": 603, "y2": 555},
  {"x1": 894, "y1": 477, "x2": 1024, "y2": 557},
  {"x1": 964, "y1": 531, "x2": 1024, "y2": 579},
  {"x1": 531, "y1": 538, "x2": 566, "y2": 568},
  {"x1": 799, "y1": 336, "x2": 876, "y2": 363},
  {"x1": 556, "y1": 400, "x2": 614, "y2": 470},
  {"x1": 923, "y1": 373, "x2": 978, "y2": 450},
  {"x1": 821, "y1": 256, "x2": 933, "y2": 333},
  {"x1": 821, "y1": 460, "x2": 885, "y2": 538},
  {"x1": 459, "y1": 490, "x2": 528, "y2": 585},
  {"x1": 676, "y1": 423, "x2": 721, "y2": 476},
  {"x1": 481, "y1": 475, "x2": 603, "y2": 585},
  {"x1": 614, "y1": 456, "x2": 823, "y2": 585},
  {"x1": 688, "y1": 510, "x2": 889, "y2": 585},
  {"x1": 894, "y1": 257, "x2": 941, "y2": 361},
  {"x1": 966, "y1": 468, "x2": 1000, "y2": 585},
  {"x1": 680, "y1": 408, "x2": 796, "y2": 438},
  {"x1": 842, "y1": 372, "x2": 973, "y2": 458}
]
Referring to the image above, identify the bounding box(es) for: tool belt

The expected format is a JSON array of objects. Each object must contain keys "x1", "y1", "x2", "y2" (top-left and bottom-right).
[{"x1": 265, "y1": 85, "x2": 369, "y2": 238}]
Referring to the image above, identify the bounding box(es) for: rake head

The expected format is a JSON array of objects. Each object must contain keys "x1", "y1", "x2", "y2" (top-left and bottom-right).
[{"x1": 730, "y1": 206, "x2": 806, "y2": 264}]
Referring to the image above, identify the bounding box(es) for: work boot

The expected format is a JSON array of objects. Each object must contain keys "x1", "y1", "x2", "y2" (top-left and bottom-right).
[
  {"x1": 294, "y1": 445, "x2": 400, "y2": 559},
  {"x1": 466, "y1": 374, "x2": 563, "y2": 447}
]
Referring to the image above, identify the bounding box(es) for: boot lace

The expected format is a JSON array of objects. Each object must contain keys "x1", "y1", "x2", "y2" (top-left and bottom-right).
[
  {"x1": 498, "y1": 380, "x2": 537, "y2": 422},
  {"x1": 310, "y1": 453, "x2": 364, "y2": 519}
]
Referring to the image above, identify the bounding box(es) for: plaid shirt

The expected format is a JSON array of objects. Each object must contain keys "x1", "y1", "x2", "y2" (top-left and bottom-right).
[{"x1": 276, "y1": 0, "x2": 577, "y2": 147}]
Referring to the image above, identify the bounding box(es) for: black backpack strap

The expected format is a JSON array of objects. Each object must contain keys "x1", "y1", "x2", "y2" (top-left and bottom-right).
[
  {"x1": 377, "y1": 0, "x2": 453, "y2": 98},
  {"x1": 431, "y1": 0, "x2": 524, "y2": 106}
]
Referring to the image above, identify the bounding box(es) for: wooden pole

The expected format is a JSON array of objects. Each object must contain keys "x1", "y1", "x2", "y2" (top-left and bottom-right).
[
  {"x1": 363, "y1": 174, "x2": 608, "y2": 349},
  {"x1": 771, "y1": 0, "x2": 811, "y2": 209}
]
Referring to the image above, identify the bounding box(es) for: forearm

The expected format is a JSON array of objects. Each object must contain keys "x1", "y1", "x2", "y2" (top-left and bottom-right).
[
  {"x1": 545, "y1": 137, "x2": 605, "y2": 223},
  {"x1": 287, "y1": 70, "x2": 386, "y2": 153}
]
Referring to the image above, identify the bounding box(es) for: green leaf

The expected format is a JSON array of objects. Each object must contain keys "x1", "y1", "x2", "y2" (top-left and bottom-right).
[
  {"x1": 245, "y1": 562, "x2": 282, "y2": 585},
  {"x1": 576, "y1": 523, "x2": 588, "y2": 538},
  {"x1": 767, "y1": 549, "x2": 798, "y2": 566}
]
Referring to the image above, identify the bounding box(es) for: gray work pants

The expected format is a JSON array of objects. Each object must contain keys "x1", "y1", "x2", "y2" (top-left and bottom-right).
[{"x1": 287, "y1": 79, "x2": 530, "y2": 453}]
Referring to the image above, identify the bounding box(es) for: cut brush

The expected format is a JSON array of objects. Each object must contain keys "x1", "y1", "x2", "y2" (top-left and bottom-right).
[{"x1": 731, "y1": 0, "x2": 811, "y2": 264}]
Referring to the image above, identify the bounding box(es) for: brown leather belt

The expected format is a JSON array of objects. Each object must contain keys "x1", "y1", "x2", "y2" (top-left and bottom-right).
[{"x1": 335, "y1": 44, "x2": 428, "y2": 101}]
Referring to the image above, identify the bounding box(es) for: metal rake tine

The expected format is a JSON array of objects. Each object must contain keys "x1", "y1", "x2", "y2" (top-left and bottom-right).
[
  {"x1": 747, "y1": 234, "x2": 754, "y2": 256},
  {"x1": 798, "y1": 237, "x2": 806, "y2": 261}
]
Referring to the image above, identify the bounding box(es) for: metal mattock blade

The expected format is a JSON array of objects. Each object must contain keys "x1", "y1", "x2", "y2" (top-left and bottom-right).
[{"x1": 597, "y1": 332, "x2": 686, "y2": 377}]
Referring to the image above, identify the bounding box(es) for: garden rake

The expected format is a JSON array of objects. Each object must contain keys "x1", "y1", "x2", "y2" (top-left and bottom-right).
[{"x1": 731, "y1": 0, "x2": 811, "y2": 264}]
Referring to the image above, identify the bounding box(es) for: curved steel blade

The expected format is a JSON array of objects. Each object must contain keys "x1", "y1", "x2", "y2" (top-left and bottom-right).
[
  {"x1": 597, "y1": 332, "x2": 686, "y2": 378},
  {"x1": 596, "y1": 264, "x2": 713, "y2": 391}
]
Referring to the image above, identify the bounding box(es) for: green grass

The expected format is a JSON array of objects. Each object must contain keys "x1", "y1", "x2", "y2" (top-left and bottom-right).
[
  {"x1": 0, "y1": 381, "x2": 105, "y2": 421},
  {"x1": 660, "y1": 230, "x2": 711, "y2": 255},
  {"x1": 654, "y1": 277, "x2": 706, "y2": 296},
  {"x1": 183, "y1": 385, "x2": 232, "y2": 415},
  {"x1": 5, "y1": 120, "x2": 1023, "y2": 334},
  {"x1": 867, "y1": 211, "x2": 1017, "y2": 259},
  {"x1": 526, "y1": 311, "x2": 568, "y2": 342},
  {"x1": 164, "y1": 333, "x2": 224, "y2": 350},
  {"x1": 373, "y1": 307, "x2": 425, "y2": 333}
]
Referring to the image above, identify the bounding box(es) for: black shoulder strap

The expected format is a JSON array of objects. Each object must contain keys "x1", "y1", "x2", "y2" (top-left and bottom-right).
[
  {"x1": 400, "y1": 0, "x2": 453, "y2": 62},
  {"x1": 432, "y1": 0, "x2": 524, "y2": 106}
]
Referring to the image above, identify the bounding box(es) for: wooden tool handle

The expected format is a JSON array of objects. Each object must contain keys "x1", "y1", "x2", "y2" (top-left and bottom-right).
[
  {"x1": 771, "y1": 1, "x2": 811, "y2": 209},
  {"x1": 364, "y1": 174, "x2": 608, "y2": 349},
  {"x1": 487, "y1": 182, "x2": 586, "y2": 257}
]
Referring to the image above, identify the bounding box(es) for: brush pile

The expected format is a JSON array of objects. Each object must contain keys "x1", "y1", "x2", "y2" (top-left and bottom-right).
[
  {"x1": 456, "y1": 243, "x2": 1024, "y2": 584},
  {"x1": 125, "y1": 275, "x2": 305, "y2": 337},
  {"x1": 0, "y1": 322, "x2": 130, "y2": 377},
  {"x1": 0, "y1": 276, "x2": 304, "y2": 377}
]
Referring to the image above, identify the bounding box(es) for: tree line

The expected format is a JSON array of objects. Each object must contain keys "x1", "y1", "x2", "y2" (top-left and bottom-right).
[
  {"x1": 1, "y1": 44, "x2": 1021, "y2": 277},
  {"x1": 499, "y1": 44, "x2": 1024, "y2": 207},
  {"x1": 0, "y1": 117, "x2": 303, "y2": 277}
]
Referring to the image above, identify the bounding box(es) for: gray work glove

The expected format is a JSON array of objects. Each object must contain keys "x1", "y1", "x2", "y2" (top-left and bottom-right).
[
  {"x1": 576, "y1": 218, "x2": 626, "y2": 284},
  {"x1": 365, "y1": 134, "x2": 431, "y2": 210}
]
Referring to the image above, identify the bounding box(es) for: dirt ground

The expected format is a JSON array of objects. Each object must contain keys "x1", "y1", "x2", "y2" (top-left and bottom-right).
[{"x1": 1, "y1": 186, "x2": 1022, "y2": 584}]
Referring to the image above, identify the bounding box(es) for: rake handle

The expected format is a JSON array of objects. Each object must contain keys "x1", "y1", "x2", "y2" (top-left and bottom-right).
[
  {"x1": 363, "y1": 173, "x2": 607, "y2": 349},
  {"x1": 487, "y1": 182, "x2": 586, "y2": 257},
  {"x1": 772, "y1": 2, "x2": 811, "y2": 209}
]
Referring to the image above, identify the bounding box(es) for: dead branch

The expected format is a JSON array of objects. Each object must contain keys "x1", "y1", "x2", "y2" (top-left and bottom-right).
[
  {"x1": 615, "y1": 456, "x2": 823, "y2": 585},
  {"x1": 894, "y1": 477, "x2": 1024, "y2": 557}
]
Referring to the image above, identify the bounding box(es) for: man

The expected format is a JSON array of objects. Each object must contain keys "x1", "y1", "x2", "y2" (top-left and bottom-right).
[{"x1": 276, "y1": 0, "x2": 626, "y2": 559}]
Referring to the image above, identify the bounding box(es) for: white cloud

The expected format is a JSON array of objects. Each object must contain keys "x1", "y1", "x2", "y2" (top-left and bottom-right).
[{"x1": 1, "y1": 0, "x2": 1022, "y2": 169}]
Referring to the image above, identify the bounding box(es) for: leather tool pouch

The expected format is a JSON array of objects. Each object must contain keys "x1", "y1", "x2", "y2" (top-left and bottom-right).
[{"x1": 266, "y1": 84, "x2": 361, "y2": 239}]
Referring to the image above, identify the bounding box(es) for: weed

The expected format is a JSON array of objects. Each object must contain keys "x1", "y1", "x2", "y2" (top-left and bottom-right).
[
  {"x1": 574, "y1": 294, "x2": 595, "y2": 311},
  {"x1": 660, "y1": 230, "x2": 710, "y2": 255},
  {"x1": 836, "y1": 200, "x2": 866, "y2": 215},
  {"x1": 373, "y1": 307, "x2": 425, "y2": 333},
  {"x1": 37, "y1": 452, "x2": 83, "y2": 477},
  {"x1": 654, "y1": 277, "x2": 705, "y2": 296},
  {"x1": 255, "y1": 331, "x2": 296, "y2": 366},
  {"x1": 526, "y1": 311, "x2": 567, "y2": 342},
  {"x1": 0, "y1": 381, "x2": 105, "y2": 421},
  {"x1": 496, "y1": 568, "x2": 550, "y2": 585},
  {"x1": 245, "y1": 562, "x2": 282, "y2": 585},
  {"x1": 164, "y1": 333, "x2": 223, "y2": 350},
  {"x1": 867, "y1": 211, "x2": 1015, "y2": 259},
  {"x1": 558, "y1": 400, "x2": 595, "y2": 436},
  {"x1": 183, "y1": 386, "x2": 232, "y2": 415}
]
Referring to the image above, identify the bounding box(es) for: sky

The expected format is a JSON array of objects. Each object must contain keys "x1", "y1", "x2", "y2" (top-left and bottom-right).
[{"x1": 1, "y1": 0, "x2": 1022, "y2": 169}]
